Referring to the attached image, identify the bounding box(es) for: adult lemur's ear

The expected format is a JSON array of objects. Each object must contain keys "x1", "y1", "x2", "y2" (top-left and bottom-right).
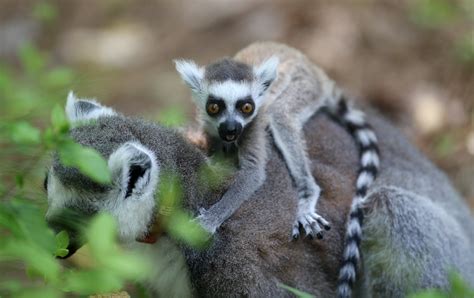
[
  {"x1": 254, "y1": 56, "x2": 279, "y2": 94},
  {"x1": 108, "y1": 142, "x2": 159, "y2": 200},
  {"x1": 174, "y1": 59, "x2": 205, "y2": 94},
  {"x1": 65, "y1": 91, "x2": 116, "y2": 124}
]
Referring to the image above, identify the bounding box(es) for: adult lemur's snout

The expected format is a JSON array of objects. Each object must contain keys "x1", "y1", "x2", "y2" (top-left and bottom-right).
[{"x1": 218, "y1": 120, "x2": 242, "y2": 142}]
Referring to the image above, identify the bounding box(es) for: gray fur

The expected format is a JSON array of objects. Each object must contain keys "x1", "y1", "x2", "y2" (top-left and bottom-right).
[
  {"x1": 46, "y1": 94, "x2": 474, "y2": 297},
  {"x1": 179, "y1": 43, "x2": 381, "y2": 297},
  {"x1": 204, "y1": 58, "x2": 254, "y2": 82}
]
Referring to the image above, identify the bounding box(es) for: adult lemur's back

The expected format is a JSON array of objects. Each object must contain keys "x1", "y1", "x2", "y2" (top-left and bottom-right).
[
  {"x1": 46, "y1": 94, "x2": 473, "y2": 297},
  {"x1": 356, "y1": 112, "x2": 474, "y2": 296},
  {"x1": 236, "y1": 42, "x2": 473, "y2": 296}
]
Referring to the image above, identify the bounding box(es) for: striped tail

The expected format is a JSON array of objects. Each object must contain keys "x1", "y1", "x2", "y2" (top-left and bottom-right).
[{"x1": 327, "y1": 95, "x2": 380, "y2": 298}]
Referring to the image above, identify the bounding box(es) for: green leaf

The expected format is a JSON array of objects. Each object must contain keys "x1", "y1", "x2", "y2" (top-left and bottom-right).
[
  {"x1": 0, "y1": 239, "x2": 60, "y2": 282},
  {"x1": 19, "y1": 44, "x2": 46, "y2": 75},
  {"x1": 278, "y1": 283, "x2": 314, "y2": 298},
  {"x1": 86, "y1": 213, "x2": 117, "y2": 259},
  {"x1": 101, "y1": 253, "x2": 151, "y2": 280},
  {"x1": 448, "y1": 271, "x2": 474, "y2": 296},
  {"x1": 455, "y1": 34, "x2": 474, "y2": 64},
  {"x1": 44, "y1": 67, "x2": 74, "y2": 88},
  {"x1": 156, "y1": 172, "x2": 183, "y2": 216},
  {"x1": 58, "y1": 140, "x2": 111, "y2": 184},
  {"x1": 410, "y1": 0, "x2": 458, "y2": 28},
  {"x1": 54, "y1": 248, "x2": 69, "y2": 258},
  {"x1": 32, "y1": 2, "x2": 58, "y2": 24},
  {"x1": 409, "y1": 290, "x2": 447, "y2": 298},
  {"x1": 54, "y1": 230, "x2": 69, "y2": 257},
  {"x1": 0, "y1": 64, "x2": 13, "y2": 95},
  {"x1": 15, "y1": 174, "x2": 24, "y2": 189},
  {"x1": 51, "y1": 104, "x2": 69, "y2": 134},
  {"x1": 55, "y1": 230, "x2": 69, "y2": 249},
  {"x1": 157, "y1": 106, "x2": 187, "y2": 127},
  {"x1": 166, "y1": 210, "x2": 210, "y2": 248},
  {"x1": 17, "y1": 287, "x2": 61, "y2": 298},
  {"x1": 9, "y1": 121, "x2": 41, "y2": 144},
  {"x1": 63, "y1": 269, "x2": 123, "y2": 294},
  {"x1": 198, "y1": 157, "x2": 234, "y2": 191}
]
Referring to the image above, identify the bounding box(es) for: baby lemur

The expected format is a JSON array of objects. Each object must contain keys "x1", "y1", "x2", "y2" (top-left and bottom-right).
[{"x1": 175, "y1": 43, "x2": 380, "y2": 247}]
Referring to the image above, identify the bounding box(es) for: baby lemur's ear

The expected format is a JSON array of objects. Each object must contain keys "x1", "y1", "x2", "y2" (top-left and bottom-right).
[
  {"x1": 65, "y1": 91, "x2": 116, "y2": 124},
  {"x1": 174, "y1": 59, "x2": 205, "y2": 94},
  {"x1": 253, "y1": 56, "x2": 279, "y2": 94},
  {"x1": 108, "y1": 142, "x2": 159, "y2": 200}
]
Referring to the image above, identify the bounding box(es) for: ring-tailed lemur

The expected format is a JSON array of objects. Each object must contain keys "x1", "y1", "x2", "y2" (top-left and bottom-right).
[
  {"x1": 46, "y1": 91, "x2": 474, "y2": 297},
  {"x1": 175, "y1": 44, "x2": 379, "y2": 292}
]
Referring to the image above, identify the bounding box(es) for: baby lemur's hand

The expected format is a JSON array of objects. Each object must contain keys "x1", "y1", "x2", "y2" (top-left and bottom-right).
[{"x1": 195, "y1": 208, "x2": 218, "y2": 235}]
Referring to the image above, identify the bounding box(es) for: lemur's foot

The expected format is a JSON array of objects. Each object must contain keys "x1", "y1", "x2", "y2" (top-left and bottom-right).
[
  {"x1": 291, "y1": 199, "x2": 330, "y2": 240},
  {"x1": 195, "y1": 208, "x2": 218, "y2": 235}
]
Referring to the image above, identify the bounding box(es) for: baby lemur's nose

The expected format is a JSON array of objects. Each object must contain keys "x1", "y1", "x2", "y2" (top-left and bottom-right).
[{"x1": 219, "y1": 120, "x2": 242, "y2": 142}]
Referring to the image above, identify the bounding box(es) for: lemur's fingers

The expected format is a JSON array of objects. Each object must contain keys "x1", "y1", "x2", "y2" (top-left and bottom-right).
[
  {"x1": 291, "y1": 222, "x2": 301, "y2": 240},
  {"x1": 305, "y1": 215, "x2": 323, "y2": 239},
  {"x1": 302, "y1": 215, "x2": 323, "y2": 239},
  {"x1": 312, "y1": 213, "x2": 331, "y2": 231}
]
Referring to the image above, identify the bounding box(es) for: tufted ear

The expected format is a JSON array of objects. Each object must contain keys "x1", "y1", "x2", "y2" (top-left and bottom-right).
[
  {"x1": 108, "y1": 142, "x2": 159, "y2": 200},
  {"x1": 253, "y1": 56, "x2": 279, "y2": 95},
  {"x1": 174, "y1": 59, "x2": 205, "y2": 95},
  {"x1": 65, "y1": 91, "x2": 116, "y2": 124}
]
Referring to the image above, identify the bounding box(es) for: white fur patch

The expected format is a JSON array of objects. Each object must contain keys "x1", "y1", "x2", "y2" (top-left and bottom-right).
[
  {"x1": 208, "y1": 80, "x2": 252, "y2": 105},
  {"x1": 106, "y1": 142, "x2": 160, "y2": 242},
  {"x1": 347, "y1": 218, "x2": 362, "y2": 237},
  {"x1": 344, "y1": 242, "x2": 360, "y2": 260},
  {"x1": 356, "y1": 171, "x2": 374, "y2": 189},
  {"x1": 351, "y1": 196, "x2": 364, "y2": 211},
  {"x1": 66, "y1": 91, "x2": 116, "y2": 124},
  {"x1": 174, "y1": 59, "x2": 205, "y2": 94},
  {"x1": 356, "y1": 129, "x2": 378, "y2": 146},
  {"x1": 46, "y1": 141, "x2": 160, "y2": 244},
  {"x1": 361, "y1": 150, "x2": 380, "y2": 168},
  {"x1": 339, "y1": 263, "x2": 356, "y2": 281},
  {"x1": 344, "y1": 109, "x2": 366, "y2": 125},
  {"x1": 45, "y1": 171, "x2": 74, "y2": 218},
  {"x1": 253, "y1": 56, "x2": 279, "y2": 86}
]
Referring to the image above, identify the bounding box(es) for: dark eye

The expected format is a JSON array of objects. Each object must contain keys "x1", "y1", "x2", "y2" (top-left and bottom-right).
[
  {"x1": 207, "y1": 103, "x2": 220, "y2": 115},
  {"x1": 241, "y1": 103, "x2": 253, "y2": 114}
]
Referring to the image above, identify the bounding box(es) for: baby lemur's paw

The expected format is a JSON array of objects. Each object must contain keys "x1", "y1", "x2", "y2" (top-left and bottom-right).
[
  {"x1": 195, "y1": 208, "x2": 218, "y2": 235},
  {"x1": 291, "y1": 199, "x2": 331, "y2": 240}
]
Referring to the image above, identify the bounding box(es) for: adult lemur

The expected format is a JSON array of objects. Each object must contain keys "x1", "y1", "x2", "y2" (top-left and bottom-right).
[
  {"x1": 46, "y1": 92, "x2": 474, "y2": 297},
  {"x1": 175, "y1": 43, "x2": 379, "y2": 296},
  {"x1": 175, "y1": 45, "x2": 379, "y2": 241}
]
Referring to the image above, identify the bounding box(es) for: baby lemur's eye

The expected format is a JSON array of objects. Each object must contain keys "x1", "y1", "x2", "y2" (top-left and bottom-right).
[
  {"x1": 207, "y1": 103, "x2": 220, "y2": 115},
  {"x1": 241, "y1": 103, "x2": 253, "y2": 114}
]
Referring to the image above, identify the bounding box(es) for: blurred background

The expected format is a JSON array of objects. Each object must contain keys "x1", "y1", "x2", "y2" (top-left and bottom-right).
[
  {"x1": 0, "y1": 0, "x2": 473, "y2": 296},
  {"x1": 3, "y1": 0, "x2": 472, "y2": 203}
]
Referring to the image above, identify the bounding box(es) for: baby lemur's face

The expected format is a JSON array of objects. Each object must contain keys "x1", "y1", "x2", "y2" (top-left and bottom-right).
[{"x1": 175, "y1": 57, "x2": 279, "y2": 143}]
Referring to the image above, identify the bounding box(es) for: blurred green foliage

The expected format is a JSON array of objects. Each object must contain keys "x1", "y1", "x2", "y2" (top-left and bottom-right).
[
  {"x1": 278, "y1": 283, "x2": 314, "y2": 298},
  {"x1": 410, "y1": 0, "x2": 474, "y2": 64},
  {"x1": 157, "y1": 105, "x2": 187, "y2": 127},
  {"x1": 32, "y1": 2, "x2": 58, "y2": 24},
  {"x1": 410, "y1": 271, "x2": 474, "y2": 298},
  {"x1": 0, "y1": 201, "x2": 151, "y2": 297},
  {"x1": 0, "y1": 39, "x2": 152, "y2": 296},
  {"x1": 0, "y1": 8, "x2": 205, "y2": 296},
  {"x1": 156, "y1": 171, "x2": 210, "y2": 248}
]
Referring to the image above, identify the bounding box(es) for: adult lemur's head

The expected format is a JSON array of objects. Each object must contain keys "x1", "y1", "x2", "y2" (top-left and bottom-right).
[
  {"x1": 45, "y1": 92, "x2": 160, "y2": 256},
  {"x1": 175, "y1": 56, "x2": 279, "y2": 143}
]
